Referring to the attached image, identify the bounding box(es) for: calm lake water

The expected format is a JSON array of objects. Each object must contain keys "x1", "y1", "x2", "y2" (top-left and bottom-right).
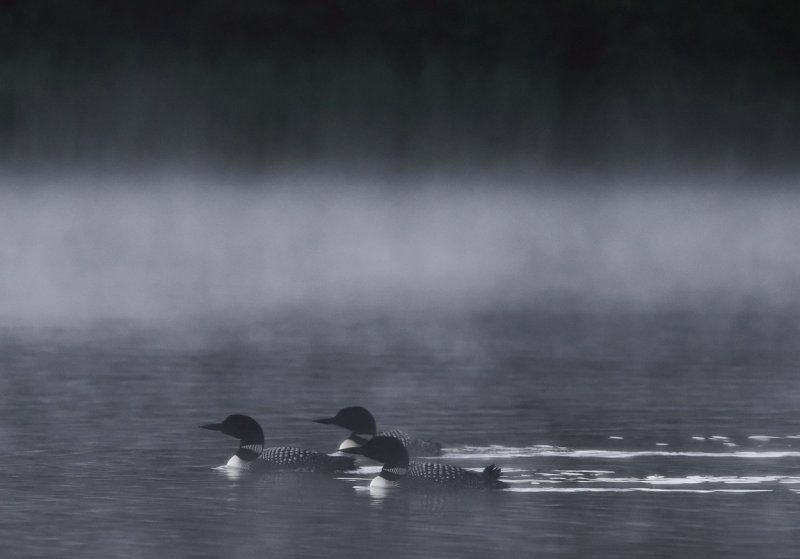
[{"x1": 2, "y1": 308, "x2": 800, "y2": 558}]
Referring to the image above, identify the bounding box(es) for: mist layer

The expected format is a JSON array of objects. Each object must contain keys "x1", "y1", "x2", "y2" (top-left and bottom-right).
[{"x1": 1, "y1": 176, "x2": 798, "y2": 321}]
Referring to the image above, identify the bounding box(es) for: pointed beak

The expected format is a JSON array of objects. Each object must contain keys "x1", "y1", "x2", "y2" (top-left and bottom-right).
[
  {"x1": 312, "y1": 417, "x2": 337, "y2": 425},
  {"x1": 200, "y1": 423, "x2": 222, "y2": 431}
]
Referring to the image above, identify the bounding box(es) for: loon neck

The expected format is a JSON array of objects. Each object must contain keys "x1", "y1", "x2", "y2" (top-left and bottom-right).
[
  {"x1": 349, "y1": 432, "x2": 374, "y2": 445},
  {"x1": 235, "y1": 442, "x2": 263, "y2": 462},
  {"x1": 378, "y1": 466, "x2": 408, "y2": 482}
]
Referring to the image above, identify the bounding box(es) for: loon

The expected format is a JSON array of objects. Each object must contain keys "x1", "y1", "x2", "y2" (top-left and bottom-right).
[
  {"x1": 313, "y1": 406, "x2": 443, "y2": 457},
  {"x1": 200, "y1": 414, "x2": 356, "y2": 472},
  {"x1": 346, "y1": 435, "x2": 508, "y2": 489}
]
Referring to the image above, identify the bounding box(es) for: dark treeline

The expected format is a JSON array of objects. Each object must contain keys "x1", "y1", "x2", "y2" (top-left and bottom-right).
[{"x1": 2, "y1": 0, "x2": 799, "y2": 175}]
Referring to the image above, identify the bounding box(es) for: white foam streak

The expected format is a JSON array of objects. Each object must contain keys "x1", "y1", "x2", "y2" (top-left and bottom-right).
[
  {"x1": 446, "y1": 446, "x2": 800, "y2": 460},
  {"x1": 508, "y1": 487, "x2": 773, "y2": 494},
  {"x1": 587, "y1": 475, "x2": 791, "y2": 485}
]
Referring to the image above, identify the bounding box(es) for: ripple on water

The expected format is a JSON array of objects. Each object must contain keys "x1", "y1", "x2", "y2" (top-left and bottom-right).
[{"x1": 444, "y1": 444, "x2": 800, "y2": 460}]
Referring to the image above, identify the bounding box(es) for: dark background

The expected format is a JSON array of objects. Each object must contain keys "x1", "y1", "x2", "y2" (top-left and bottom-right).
[{"x1": 2, "y1": 0, "x2": 799, "y2": 175}]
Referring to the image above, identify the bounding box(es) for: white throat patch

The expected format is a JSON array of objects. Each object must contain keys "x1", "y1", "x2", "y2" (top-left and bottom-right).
[{"x1": 337, "y1": 435, "x2": 373, "y2": 451}]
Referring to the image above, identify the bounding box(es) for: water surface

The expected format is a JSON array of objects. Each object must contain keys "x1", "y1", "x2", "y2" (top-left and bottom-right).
[{"x1": 2, "y1": 309, "x2": 800, "y2": 557}]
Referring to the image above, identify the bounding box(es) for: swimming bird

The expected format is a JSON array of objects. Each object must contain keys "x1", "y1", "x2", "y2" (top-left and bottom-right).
[
  {"x1": 313, "y1": 406, "x2": 443, "y2": 457},
  {"x1": 201, "y1": 414, "x2": 356, "y2": 472},
  {"x1": 345, "y1": 435, "x2": 508, "y2": 489}
]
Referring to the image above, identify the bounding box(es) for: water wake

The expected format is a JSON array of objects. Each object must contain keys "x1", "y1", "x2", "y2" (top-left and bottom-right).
[
  {"x1": 445, "y1": 445, "x2": 800, "y2": 460},
  {"x1": 508, "y1": 487, "x2": 773, "y2": 494}
]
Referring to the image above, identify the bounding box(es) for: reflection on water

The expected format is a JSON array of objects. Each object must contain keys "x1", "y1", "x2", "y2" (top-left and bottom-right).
[{"x1": 2, "y1": 309, "x2": 800, "y2": 558}]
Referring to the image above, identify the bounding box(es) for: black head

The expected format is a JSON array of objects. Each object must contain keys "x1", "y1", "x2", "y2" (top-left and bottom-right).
[
  {"x1": 313, "y1": 406, "x2": 377, "y2": 435},
  {"x1": 200, "y1": 414, "x2": 264, "y2": 446},
  {"x1": 344, "y1": 435, "x2": 409, "y2": 469}
]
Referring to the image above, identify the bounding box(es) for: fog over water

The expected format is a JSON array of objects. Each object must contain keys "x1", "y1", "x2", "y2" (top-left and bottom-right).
[{"x1": 1, "y1": 174, "x2": 798, "y2": 322}]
